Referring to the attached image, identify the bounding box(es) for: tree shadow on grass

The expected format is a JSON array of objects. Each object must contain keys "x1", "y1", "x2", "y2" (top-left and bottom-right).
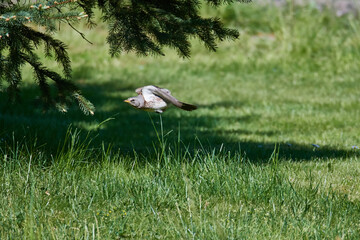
[{"x1": 0, "y1": 79, "x2": 358, "y2": 163}]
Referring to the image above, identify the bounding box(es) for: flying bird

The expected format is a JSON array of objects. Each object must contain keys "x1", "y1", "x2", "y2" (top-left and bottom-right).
[{"x1": 124, "y1": 85, "x2": 197, "y2": 113}]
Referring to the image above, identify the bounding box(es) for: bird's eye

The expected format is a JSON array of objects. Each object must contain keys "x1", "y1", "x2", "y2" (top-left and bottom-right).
[{"x1": 131, "y1": 99, "x2": 135, "y2": 102}]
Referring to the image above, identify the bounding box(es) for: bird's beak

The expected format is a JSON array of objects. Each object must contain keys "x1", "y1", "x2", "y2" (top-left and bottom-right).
[{"x1": 124, "y1": 99, "x2": 130, "y2": 103}]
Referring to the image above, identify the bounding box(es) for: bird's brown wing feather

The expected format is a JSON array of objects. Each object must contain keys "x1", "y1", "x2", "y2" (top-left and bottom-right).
[
  {"x1": 152, "y1": 88, "x2": 181, "y2": 107},
  {"x1": 153, "y1": 88, "x2": 197, "y2": 111}
]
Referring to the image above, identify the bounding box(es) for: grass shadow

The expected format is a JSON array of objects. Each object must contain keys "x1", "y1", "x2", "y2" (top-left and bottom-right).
[{"x1": 0, "y1": 78, "x2": 358, "y2": 163}]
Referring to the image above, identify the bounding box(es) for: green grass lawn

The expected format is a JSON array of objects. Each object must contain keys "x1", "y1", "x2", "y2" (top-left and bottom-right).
[{"x1": 1, "y1": 3, "x2": 360, "y2": 239}]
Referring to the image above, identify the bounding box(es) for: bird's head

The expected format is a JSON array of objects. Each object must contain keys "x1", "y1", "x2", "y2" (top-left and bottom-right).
[{"x1": 124, "y1": 97, "x2": 141, "y2": 108}]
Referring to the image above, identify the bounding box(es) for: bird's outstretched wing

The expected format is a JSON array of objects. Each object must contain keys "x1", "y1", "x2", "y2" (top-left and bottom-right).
[
  {"x1": 158, "y1": 87, "x2": 171, "y2": 95},
  {"x1": 152, "y1": 87, "x2": 197, "y2": 111},
  {"x1": 135, "y1": 87, "x2": 143, "y2": 95}
]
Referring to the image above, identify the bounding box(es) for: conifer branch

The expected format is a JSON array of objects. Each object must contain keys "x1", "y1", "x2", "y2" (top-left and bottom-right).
[
  {"x1": 0, "y1": 0, "x2": 250, "y2": 114},
  {"x1": 67, "y1": 21, "x2": 93, "y2": 44}
]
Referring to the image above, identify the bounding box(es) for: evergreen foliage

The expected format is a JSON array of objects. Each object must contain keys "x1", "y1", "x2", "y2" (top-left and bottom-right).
[{"x1": 0, "y1": 0, "x2": 249, "y2": 114}]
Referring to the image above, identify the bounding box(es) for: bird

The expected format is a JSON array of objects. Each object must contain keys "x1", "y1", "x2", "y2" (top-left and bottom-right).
[{"x1": 124, "y1": 85, "x2": 197, "y2": 113}]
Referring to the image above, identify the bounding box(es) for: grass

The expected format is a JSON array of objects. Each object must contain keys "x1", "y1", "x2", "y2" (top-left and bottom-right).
[{"x1": 1, "y1": 2, "x2": 360, "y2": 239}]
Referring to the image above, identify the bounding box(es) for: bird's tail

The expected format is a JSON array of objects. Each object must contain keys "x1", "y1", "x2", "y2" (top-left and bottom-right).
[{"x1": 180, "y1": 102, "x2": 197, "y2": 111}]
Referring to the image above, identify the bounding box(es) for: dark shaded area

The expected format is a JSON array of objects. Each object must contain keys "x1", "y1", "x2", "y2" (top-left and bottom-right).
[{"x1": 0, "y1": 78, "x2": 358, "y2": 163}]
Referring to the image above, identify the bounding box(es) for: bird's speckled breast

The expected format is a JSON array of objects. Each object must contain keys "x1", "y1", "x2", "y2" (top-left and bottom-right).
[{"x1": 144, "y1": 96, "x2": 167, "y2": 111}]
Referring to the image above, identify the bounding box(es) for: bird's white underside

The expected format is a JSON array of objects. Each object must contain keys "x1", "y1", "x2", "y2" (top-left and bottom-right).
[{"x1": 141, "y1": 86, "x2": 168, "y2": 111}]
